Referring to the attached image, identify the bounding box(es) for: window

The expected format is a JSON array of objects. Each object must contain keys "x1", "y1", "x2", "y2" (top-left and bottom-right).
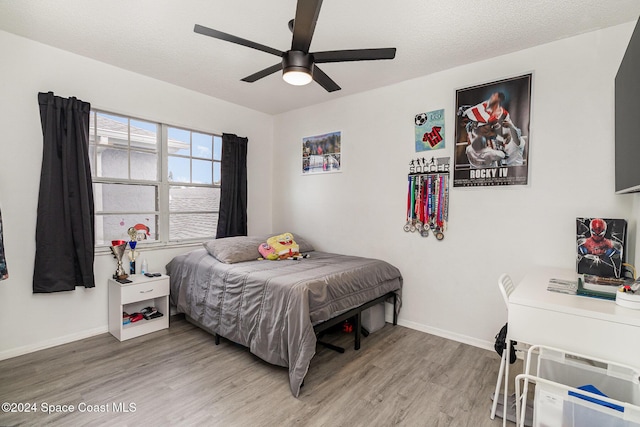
[
  {"x1": 88, "y1": 110, "x2": 221, "y2": 246},
  {"x1": 167, "y1": 127, "x2": 221, "y2": 241}
]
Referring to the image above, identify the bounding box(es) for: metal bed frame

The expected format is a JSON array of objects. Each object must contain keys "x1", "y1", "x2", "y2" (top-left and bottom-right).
[
  {"x1": 214, "y1": 291, "x2": 399, "y2": 351},
  {"x1": 313, "y1": 291, "x2": 398, "y2": 352}
]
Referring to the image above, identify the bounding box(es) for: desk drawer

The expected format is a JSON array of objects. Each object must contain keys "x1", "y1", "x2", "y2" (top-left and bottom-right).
[{"x1": 121, "y1": 279, "x2": 169, "y2": 304}]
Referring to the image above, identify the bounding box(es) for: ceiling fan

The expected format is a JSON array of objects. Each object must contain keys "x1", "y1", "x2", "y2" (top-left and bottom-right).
[{"x1": 194, "y1": 0, "x2": 396, "y2": 92}]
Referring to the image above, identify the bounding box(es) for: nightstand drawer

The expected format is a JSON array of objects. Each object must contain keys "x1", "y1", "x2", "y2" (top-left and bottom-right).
[{"x1": 121, "y1": 279, "x2": 169, "y2": 304}]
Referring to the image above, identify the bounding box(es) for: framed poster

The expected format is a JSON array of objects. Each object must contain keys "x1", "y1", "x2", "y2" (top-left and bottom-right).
[
  {"x1": 576, "y1": 217, "x2": 627, "y2": 279},
  {"x1": 415, "y1": 109, "x2": 445, "y2": 152},
  {"x1": 302, "y1": 131, "x2": 341, "y2": 175},
  {"x1": 453, "y1": 74, "x2": 532, "y2": 187}
]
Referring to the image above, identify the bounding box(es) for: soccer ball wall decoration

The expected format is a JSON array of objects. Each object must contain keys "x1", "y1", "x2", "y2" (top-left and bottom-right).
[{"x1": 414, "y1": 109, "x2": 445, "y2": 152}]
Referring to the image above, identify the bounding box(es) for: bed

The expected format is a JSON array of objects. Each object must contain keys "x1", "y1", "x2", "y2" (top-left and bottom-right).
[{"x1": 166, "y1": 234, "x2": 402, "y2": 397}]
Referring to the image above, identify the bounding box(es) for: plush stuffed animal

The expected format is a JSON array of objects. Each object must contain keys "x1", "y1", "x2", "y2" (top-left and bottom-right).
[
  {"x1": 258, "y1": 243, "x2": 279, "y2": 261},
  {"x1": 259, "y1": 232, "x2": 300, "y2": 260},
  {"x1": 268, "y1": 232, "x2": 300, "y2": 259}
]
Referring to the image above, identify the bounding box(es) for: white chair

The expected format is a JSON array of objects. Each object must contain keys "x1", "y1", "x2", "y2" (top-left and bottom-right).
[{"x1": 490, "y1": 273, "x2": 516, "y2": 423}]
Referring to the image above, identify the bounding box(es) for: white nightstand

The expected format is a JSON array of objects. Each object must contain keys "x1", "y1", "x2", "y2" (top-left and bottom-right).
[{"x1": 108, "y1": 274, "x2": 170, "y2": 341}]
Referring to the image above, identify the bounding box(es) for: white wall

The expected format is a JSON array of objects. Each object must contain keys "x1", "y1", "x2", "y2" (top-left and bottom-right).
[
  {"x1": 0, "y1": 30, "x2": 273, "y2": 359},
  {"x1": 2, "y1": 21, "x2": 637, "y2": 360},
  {"x1": 273, "y1": 22, "x2": 637, "y2": 349}
]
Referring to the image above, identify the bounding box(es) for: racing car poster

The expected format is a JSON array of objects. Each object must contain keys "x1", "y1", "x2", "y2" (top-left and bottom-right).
[{"x1": 453, "y1": 74, "x2": 532, "y2": 187}]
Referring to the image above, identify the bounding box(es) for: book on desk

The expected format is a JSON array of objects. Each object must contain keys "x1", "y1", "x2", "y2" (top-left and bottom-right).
[{"x1": 547, "y1": 275, "x2": 633, "y2": 301}]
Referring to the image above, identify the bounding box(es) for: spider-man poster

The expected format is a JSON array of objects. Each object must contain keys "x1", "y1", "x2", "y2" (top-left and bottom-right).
[{"x1": 576, "y1": 218, "x2": 626, "y2": 278}]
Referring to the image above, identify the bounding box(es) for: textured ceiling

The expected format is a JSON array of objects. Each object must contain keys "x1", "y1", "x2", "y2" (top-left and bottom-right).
[{"x1": 1, "y1": 0, "x2": 639, "y2": 114}]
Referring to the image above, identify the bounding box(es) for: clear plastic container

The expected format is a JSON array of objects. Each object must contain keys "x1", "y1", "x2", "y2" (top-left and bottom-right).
[{"x1": 516, "y1": 345, "x2": 640, "y2": 427}]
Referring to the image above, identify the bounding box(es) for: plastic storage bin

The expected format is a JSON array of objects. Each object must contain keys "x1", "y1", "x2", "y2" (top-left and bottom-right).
[
  {"x1": 515, "y1": 345, "x2": 640, "y2": 427},
  {"x1": 361, "y1": 302, "x2": 385, "y2": 333}
]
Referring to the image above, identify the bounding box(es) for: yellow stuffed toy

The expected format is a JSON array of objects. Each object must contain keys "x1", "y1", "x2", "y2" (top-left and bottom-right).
[{"x1": 259, "y1": 232, "x2": 300, "y2": 260}]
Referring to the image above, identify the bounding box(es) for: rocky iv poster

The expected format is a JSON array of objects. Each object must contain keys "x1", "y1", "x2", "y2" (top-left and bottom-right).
[{"x1": 453, "y1": 74, "x2": 532, "y2": 187}]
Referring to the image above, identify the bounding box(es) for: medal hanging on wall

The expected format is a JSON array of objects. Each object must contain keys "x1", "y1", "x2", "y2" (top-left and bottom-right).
[{"x1": 404, "y1": 157, "x2": 450, "y2": 240}]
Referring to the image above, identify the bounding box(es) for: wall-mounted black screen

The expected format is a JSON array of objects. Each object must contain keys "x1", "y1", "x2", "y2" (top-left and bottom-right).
[{"x1": 616, "y1": 19, "x2": 640, "y2": 193}]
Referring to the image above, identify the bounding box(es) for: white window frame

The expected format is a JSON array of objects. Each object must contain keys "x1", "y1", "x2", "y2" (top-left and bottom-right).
[
  {"x1": 90, "y1": 109, "x2": 221, "y2": 249},
  {"x1": 164, "y1": 124, "x2": 221, "y2": 243}
]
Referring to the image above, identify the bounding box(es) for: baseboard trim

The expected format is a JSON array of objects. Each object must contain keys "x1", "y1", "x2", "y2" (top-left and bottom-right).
[
  {"x1": 0, "y1": 326, "x2": 109, "y2": 361},
  {"x1": 386, "y1": 315, "x2": 494, "y2": 352}
]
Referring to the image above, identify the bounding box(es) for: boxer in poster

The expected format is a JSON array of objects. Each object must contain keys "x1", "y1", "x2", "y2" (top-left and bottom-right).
[{"x1": 454, "y1": 74, "x2": 532, "y2": 187}]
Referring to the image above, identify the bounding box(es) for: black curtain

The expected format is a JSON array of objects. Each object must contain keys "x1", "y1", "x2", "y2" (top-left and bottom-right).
[
  {"x1": 33, "y1": 92, "x2": 95, "y2": 293},
  {"x1": 216, "y1": 133, "x2": 248, "y2": 239}
]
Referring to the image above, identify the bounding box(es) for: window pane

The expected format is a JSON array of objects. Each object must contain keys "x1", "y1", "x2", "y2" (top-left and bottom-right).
[
  {"x1": 130, "y1": 119, "x2": 158, "y2": 152},
  {"x1": 93, "y1": 183, "x2": 157, "y2": 212},
  {"x1": 214, "y1": 135, "x2": 222, "y2": 160},
  {"x1": 168, "y1": 127, "x2": 190, "y2": 156},
  {"x1": 88, "y1": 112, "x2": 95, "y2": 143},
  {"x1": 193, "y1": 133, "x2": 212, "y2": 159},
  {"x1": 96, "y1": 112, "x2": 129, "y2": 149},
  {"x1": 95, "y1": 214, "x2": 157, "y2": 246},
  {"x1": 89, "y1": 145, "x2": 96, "y2": 177},
  {"x1": 170, "y1": 213, "x2": 217, "y2": 241},
  {"x1": 168, "y1": 156, "x2": 190, "y2": 183},
  {"x1": 97, "y1": 147, "x2": 128, "y2": 179},
  {"x1": 130, "y1": 150, "x2": 158, "y2": 181},
  {"x1": 192, "y1": 159, "x2": 212, "y2": 184},
  {"x1": 214, "y1": 162, "x2": 221, "y2": 185},
  {"x1": 169, "y1": 186, "x2": 220, "y2": 212}
]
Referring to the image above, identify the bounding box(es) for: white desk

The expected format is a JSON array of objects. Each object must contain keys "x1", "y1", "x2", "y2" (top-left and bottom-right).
[
  {"x1": 509, "y1": 267, "x2": 640, "y2": 366},
  {"x1": 502, "y1": 267, "x2": 640, "y2": 426}
]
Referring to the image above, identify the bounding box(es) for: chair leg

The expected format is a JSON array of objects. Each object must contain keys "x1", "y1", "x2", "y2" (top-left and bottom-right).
[
  {"x1": 503, "y1": 340, "x2": 511, "y2": 427},
  {"x1": 490, "y1": 350, "x2": 507, "y2": 420}
]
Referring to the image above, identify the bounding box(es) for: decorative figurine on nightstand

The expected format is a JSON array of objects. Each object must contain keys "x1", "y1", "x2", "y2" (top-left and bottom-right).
[
  {"x1": 127, "y1": 227, "x2": 139, "y2": 275},
  {"x1": 110, "y1": 240, "x2": 128, "y2": 280}
]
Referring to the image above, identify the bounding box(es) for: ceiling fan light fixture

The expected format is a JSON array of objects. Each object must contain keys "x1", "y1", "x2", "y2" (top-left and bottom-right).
[
  {"x1": 283, "y1": 69, "x2": 313, "y2": 86},
  {"x1": 282, "y1": 50, "x2": 313, "y2": 86}
]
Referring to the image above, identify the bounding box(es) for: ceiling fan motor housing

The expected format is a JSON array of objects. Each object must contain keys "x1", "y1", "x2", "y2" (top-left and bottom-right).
[{"x1": 282, "y1": 50, "x2": 313, "y2": 76}]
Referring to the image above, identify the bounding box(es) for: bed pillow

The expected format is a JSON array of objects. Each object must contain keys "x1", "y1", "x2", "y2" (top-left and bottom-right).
[
  {"x1": 293, "y1": 235, "x2": 315, "y2": 253},
  {"x1": 203, "y1": 233, "x2": 315, "y2": 264},
  {"x1": 203, "y1": 235, "x2": 267, "y2": 264}
]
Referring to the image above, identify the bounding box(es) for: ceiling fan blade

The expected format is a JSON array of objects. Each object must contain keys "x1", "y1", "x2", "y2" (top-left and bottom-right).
[
  {"x1": 291, "y1": 0, "x2": 323, "y2": 52},
  {"x1": 312, "y1": 65, "x2": 341, "y2": 92},
  {"x1": 241, "y1": 63, "x2": 283, "y2": 83},
  {"x1": 313, "y1": 48, "x2": 397, "y2": 63},
  {"x1": 194, "y1": 24, "x2": 283, "y2": 57}
]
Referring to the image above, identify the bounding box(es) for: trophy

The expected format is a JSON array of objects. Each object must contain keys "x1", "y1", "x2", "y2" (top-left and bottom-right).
[
  {"x1": 110, "y1": 240, "x2": 128, "y2": 280},
  {"x1": 127, "y1": 227, "x2": 139, "y2": 275},
  {"x1": 128, "y1": 241, "x2": 138, "y2": 275}
]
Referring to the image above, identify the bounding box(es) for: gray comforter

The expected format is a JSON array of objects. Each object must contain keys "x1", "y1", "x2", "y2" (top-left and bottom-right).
[{"x1": 166, "y1": 249, "x2": 402, "y2": 397}]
